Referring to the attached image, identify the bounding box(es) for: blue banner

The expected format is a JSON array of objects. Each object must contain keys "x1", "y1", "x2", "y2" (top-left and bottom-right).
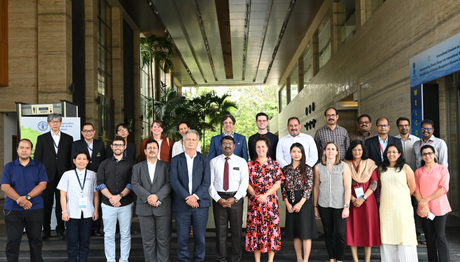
[
  {"x1": 410, "y1": 33, "x2": 460, "y2": 87},
  {"x1": 410, "y1": 85, "x2": 423, "y2": 138}
]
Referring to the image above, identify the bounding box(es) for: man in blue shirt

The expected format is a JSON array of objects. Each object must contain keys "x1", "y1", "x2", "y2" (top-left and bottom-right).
[{"x1": 1, "y1": 139, "x2": 48, "y2": 262}]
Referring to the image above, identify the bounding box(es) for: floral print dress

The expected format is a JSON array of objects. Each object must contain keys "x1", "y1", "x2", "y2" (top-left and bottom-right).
[{"x1": 245, "y1": 157, "x2": 284, "y2": 253}]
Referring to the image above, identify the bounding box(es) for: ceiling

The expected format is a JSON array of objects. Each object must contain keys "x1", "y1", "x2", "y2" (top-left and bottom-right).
[{"x1": 118, "y1": 0, "x2": 323, "y2": 87}]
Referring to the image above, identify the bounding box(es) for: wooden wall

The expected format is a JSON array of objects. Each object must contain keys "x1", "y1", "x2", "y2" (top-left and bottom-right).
[{"x1": 0, "y1": 0, "x2": 7, "y2": 87}]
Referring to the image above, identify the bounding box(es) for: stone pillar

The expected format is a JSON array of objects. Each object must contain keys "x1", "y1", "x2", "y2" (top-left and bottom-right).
[
  {"x1": 133, "y1": 31, "x2": 142, "y2": 151},
  {"x1": 112, "y1": 7, "x2": 124, "y2": 126},
  {"x1": 37, "y1": 0, "x2": 73, "y2": 103},
  {"x1": 331, "y1": 1, "x2": 342, "y2": 55},
  {"x1": 0, "y1": 0, "x2": 8, "y2": 87},
  {"x1": 298, "y1": 56, "x2": 304, "y2": 93}
]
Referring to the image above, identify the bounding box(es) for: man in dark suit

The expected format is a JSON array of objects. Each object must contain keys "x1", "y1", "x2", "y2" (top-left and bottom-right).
[
  {"x1": 365, "y1": 117, "x2": 403, "y2": 166},
  {"x1": 106, "y1": 123, "x2": 137, "y2": 162},
  {"x1": 71, "y1": 122, "x2": 105, "y2": 236},
  {"x1": 132, "y1": 138, "x2": 172, "y2": 262},
  {"x1": 208, "y1": 114, "x2": 248, "y2": 161},
  {"x1": 34, "y1": 113, "x2": 73, "y2": 240},
  {"x1": 170, "y1": 129, "x2": 211, "y2": 262}
]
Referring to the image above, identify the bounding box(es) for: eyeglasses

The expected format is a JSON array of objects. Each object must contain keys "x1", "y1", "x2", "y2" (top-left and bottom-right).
[
  {"x1": 146, "y1": 147, "x2": 158, "y2": 150},
  {"x1": 359, "y1": 121, "x2": 370, "y2": 125},
  {"x1": 386, "y1": 151, "x2": 399, "y2": 154},
  {"x1": 112, "y1": 144, "x2": 125, "y2": 148},
  {"x1": 49, "y1": 120, "x2": 61, "y2": 124},
  {"x1": 82, "y1": 130, "x2": 95, "y2": 133},
  {"x1": 326, "y1": 114, "x2": 337, "y2": 118},
  {"x1": 398, "y1": 124, "x2": 410, "y2": 128},
  {"x1": 421, "y1": 152, "x2": 434, "y2": 157},
  {"x1": 421, "y1": 128, "x2": 433, "y2": 132},
  {"x1": 118, "y1": 128, "x2": 128, "y2": 132},
  {"x1": 222, "y1": 142, "x2": 234, "y2": 146},
  {"x1": 377, "y1": 125, "x2": 389, "y2": 128},
  {"x1": 222, "y1": 121, "x2": 234, "y2": 125}
]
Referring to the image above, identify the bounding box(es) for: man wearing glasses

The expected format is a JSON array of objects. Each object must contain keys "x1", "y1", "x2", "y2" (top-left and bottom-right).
[
  {"x1": 248, "y1": 112, "x2": 278, "y2": 161},
  {"x1": 413, "y1": 119, "x2": 448, "y2": 169},
  {"x1": 71, "y1": 123, "x2": 106, "y2": 236},
  {"x1": 97, "y1": 136, "x2": 134, "y2": 262},
  {"x1": 348, "y1": 114, "x2": 377, "y2": 142},
  {"x1": 314, "y1": 107, "x2": 350, "y2": 162},
  {"x1": 208, "y1": 114, "x2": 248, "y2": 161},
  {"x1": 364, "y1": 117, "x2": 403, "y2": 166}
]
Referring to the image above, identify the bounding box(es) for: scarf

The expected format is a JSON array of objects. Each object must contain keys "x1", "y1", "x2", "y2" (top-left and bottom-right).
[{"x1": 345, "y1": 159, "x2": 377, "y2": 183}]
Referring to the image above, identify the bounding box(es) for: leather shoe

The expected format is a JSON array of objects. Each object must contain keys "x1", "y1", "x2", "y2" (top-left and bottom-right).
[
  {"x1": 41, "y1": 232, "x2": 50, "y2": 240},
  {"x1": 56, "y1": 231, "x2": 65, "y2": 240},
  {"x1": 92, "y1": 230, "x2": 102, "y2": 237}
]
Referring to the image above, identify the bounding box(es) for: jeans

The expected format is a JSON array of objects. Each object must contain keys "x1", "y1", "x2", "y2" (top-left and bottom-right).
[
  {"x1": 66, "y1": 215, "x2": 93, "y2": 262},
  {"x1": 102, "y1": 203, "x2": 133, "y2": 262},
  {"x1": 4, "y1": 208, "x2": 43, "y2": 262}
]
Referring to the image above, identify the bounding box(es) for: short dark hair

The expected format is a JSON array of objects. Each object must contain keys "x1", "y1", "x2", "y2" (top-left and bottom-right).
[
  {"x1": 82, "y1": 123, "x2": 94, "y2": 130},
  {"x1": 221, "y1": 135, "x2": 235, "y2": 145},
  {"x1": 376, "y1": 117, "x2": 389, "y2": 126},
  {"x1": 177, "y1": 121, "x2": 189, "y2": 130},
  {"x1": 254, "y1": 135, "x2": 271, "y2": 148},
  {"x1": 345, "y1": 140, "x2": 369, "y2": 161},
  {"x1": 357, "y1": 114, "x2": 371, "y2": 124},
  {"x1": 421, "y1": 119, "x2": 434, "y2": 127},
  {"x1": 144, "y1": 138, "x2": 159, "y2": 149},
  {"x1": 113, "y1": 135, "x2": 125, "y2": 146},
  {"x1": 420, "y1": 145, "x2": 437, "y2": 166},
  {"x1": 116, "y1": 123, "x2": 129, "y2": 133},
  {"x1": 324, "y1": 107, "x2": 338, "y2": 116},
  {"x1": 255, "y1": 112, "x2": 268, "y2": 121},
  {"x1": 287, "y1": 117, "x2": 300, "y2": 126},
  {"x1": 17, "y1": 138, "x2": 33, "y2": 150},
  {"x1": 396, "y1": 117, "x2": 410, "y2": 126},
  {"x1": 221, "y1": 114, "x2": 236, "y2": 125},
  {"x1": 73, "y1": 150, "x2": 89, "y2": 160}
]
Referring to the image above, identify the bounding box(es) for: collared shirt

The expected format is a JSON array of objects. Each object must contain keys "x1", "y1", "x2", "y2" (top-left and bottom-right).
[
  {"x1": 413, "y1": 135, "x2": 448, "y2": 169},
  {"x1": 147, "y1": 159, "x2": 157, "y2": 183},
  {"x1": 185, "y1": 151, "x2": 197, "y2": 195},
  {"x1": 349, "y1": 130, "x2": 377, "y2": 143},
  {"x1": 171, "y1": 140, "x2": 202, "y2": 158},
  {"x1": 209, "y1": 154, "x2": 249, "y2": 202},
  {"x1": 317, "y1": 161, "x2": 345, "y2": 209},
  {"x1": 414, "y1": 164, "x2": 451, "y2": 216},
  {"x1": 314, "y1": 124, "x2": 350, "y2": 163},
  {"x1": 378, "y1": 136, "x2": 389, "y2": 162},
  {"x1": 51, "y1": 131, "x2": 61, "y2": 154},
  {"x1": 276, "y1": 132, "x2": 318, "y2": 168},
  {"x1": 395, "y1": 134, "x2": 420, "y2": 171},
  {"x1": 85, "y1": 139, "x2": 93, "y2": 157},
  {"x1": 57, "y1": 169, "x2": 97, "y2": 219},
  {"x1": 0, "y1": 159, "x2": 49, "y2": 211},
  {"x1": 96, "y1": 156, "x2": 134, "y2": 206}
]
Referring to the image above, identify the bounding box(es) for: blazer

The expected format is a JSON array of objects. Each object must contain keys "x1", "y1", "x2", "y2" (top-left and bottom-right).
[
  {"x1": 106, "y1": 141, "x2": 137, "y2": 162},
  {"x1": 170, "y1": 152, "x2": 211, "y2": 212},
  {"x1": 208, "y1": 133, "x2": 248, "y2": 161},
  {"x1": 34, "y1": 131, "x2": 73, "y2": 181},
  {"x1": 140, "y1": 137, "x2": 174, "y2": 163},
  {"x1": 365, "y1": 135, "x2": 403, "y2": 166},
  {"x1": 71, "y1": 139, "x2": 105, "y2": 172},
  {"x1": 131, "y1": 160, "x2": 172, "y2": 217}
]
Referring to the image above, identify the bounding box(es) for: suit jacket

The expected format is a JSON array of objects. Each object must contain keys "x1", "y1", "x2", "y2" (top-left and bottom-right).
[
  {"x1": 34, "y1": 131, "x2": 73, "y2": 181},
  {"x1": 170, "y1": 152, "x2": 211, "y2": 212},
  {"x1": 106, "y1": 141, "x2": 136, "y2": 162},
  {"x1": 131, "y1": 160, "x2": 172, "y2": 217},
  {"x1": 71, "y1": 139, "x2": 105, "y2": 172},
  {"x1": 365, "y1": 135, "x2": 404, "y2": 166},
  {"x1": 208, "y1": 133, "x2": 248, "y2": 161}
]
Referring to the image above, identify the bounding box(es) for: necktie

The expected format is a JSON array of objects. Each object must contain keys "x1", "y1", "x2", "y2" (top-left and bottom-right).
[{"x1": 223, "y1": 157, "x2": 229, "y2": 191}]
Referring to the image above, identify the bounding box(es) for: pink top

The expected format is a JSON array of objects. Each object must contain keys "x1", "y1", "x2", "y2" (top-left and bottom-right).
[{"x1": 414, "y1": 164, "x2": 452, "y2": 216}]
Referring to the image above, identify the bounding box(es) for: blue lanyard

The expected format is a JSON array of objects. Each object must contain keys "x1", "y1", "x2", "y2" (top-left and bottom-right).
[
  {"x1": 86, "y1": 141, "x2": 93, "y2": 152},
  {"x1": 74, "y1": 169, "x2": 87, "y2": 192},
  {"x1": 53, "y1": 139, "x2": 59, "y2": 150}
]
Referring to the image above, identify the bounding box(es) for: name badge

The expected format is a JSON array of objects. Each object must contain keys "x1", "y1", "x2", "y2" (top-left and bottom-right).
[
  {"x1": 233, "y1": 167, "x2": 240, "y2": 171},
  {"x1": 79, "y1": 197, "x2": 87, "y2": 209},
  {"x1": 354, "y1": 187, "x2": 364, "y2": 198}
]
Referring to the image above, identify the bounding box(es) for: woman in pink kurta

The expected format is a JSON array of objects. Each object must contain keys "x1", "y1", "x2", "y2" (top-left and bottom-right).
[{"x1": 413, "y1": 145, "x2": 452, "y2": 262}]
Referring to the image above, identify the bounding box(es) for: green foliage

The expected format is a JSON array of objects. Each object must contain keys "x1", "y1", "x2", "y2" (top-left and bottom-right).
[{"x1": 140, "y1": 35, "x2": 175, "y2": 73}]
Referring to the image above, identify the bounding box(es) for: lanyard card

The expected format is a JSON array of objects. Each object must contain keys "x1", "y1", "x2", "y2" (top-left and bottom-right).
[
  {"x1": 79, "y1": 197, "x2": 88, "y2": 209},
  {"x1": 354, "y1": 186, "x2": 364, "y2": 198}
]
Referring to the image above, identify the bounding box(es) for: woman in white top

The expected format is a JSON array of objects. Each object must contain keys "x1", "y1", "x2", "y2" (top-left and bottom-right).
[
  {"x1": 57, "y1": 151, "x2": 99, "y2": 262},
  {"x1": 172, "y1": 121, "x2": 201, "y2": 158}
]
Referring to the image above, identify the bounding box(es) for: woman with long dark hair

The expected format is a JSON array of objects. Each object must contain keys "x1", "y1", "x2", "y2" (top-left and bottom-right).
[
  {"x1": 344, "y1": 140, "x2": 380, "y2": 262},
  {"x1": 282, "y1": 143, "x2": 318, "y2": 262},
  {"x1": 414, "y1": 145, "x2": 451, "y2": 262},
  {"x1": 379, "y1": 144, "x2": 418, "y2": 262}
]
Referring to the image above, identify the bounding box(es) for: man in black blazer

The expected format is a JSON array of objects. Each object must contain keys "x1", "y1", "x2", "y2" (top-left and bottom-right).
[
  {"x1": 170, "y1": 129, "x2": 211, "y2": 262},
  {"x1": 365, "y1": 117, "x2": 404, "y2": 166},
  {"x1": 71, "y1": 123, "x2": 105, "y2": 236},
  {"x1": 132, "y1": 139, "x2": 172, "y2": 262},
  {"x1": 34, "y1": 113, "x2": 73, "y2": 239},
  {"x1": 106, "y1": 123, "x2": 136, "y2": 162}
]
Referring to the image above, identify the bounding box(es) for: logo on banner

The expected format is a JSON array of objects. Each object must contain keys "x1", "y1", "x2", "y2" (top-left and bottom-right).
[{"x1": 37, "y1": 121, "x2": 49, "y2": 132}]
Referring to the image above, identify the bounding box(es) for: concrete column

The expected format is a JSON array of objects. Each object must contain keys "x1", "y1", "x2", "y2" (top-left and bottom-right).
[
  {"x1": 133, "y1": 30, "x2": 142, "y2": 150},
  {"x1": 112, "y1": 7, "x2": 124, "y2": 126},
  {"x1": 312, "y1": 32, "x2": 319, "y2": 77},
  {"x1": 154, "y1": 64, "x2": 161, "y2": 120},
  {"x1": 278, "y1": 89, "x2": 282, "y2": 113},
  {"x1": 331, "y1": 1, "x2": 342, "y2": 55},
  {"x1": 0, "y1": 0, "x2": 8, "y2": 87},
  {"x1": 298, "y1": 56, "x2": 304, "y2": 93},
  {"x1": 37, "y1": 0, "x2": 73, "y2": 103},
  {"x1": 177, "y1": 85, "x2": 183, "y2": 95},
  {"x1": 286, "y1": 78, "x2": 291, "y2": 105},
  {"x1": 355, "y1": 0, "x2": 364, "y2": 29}
]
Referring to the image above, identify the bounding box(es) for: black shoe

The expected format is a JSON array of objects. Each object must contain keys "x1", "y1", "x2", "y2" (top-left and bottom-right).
[
  {"x1": 92, "y1": 230, "x2": 103, "y2": 237},
  {"x1": 41, "y1": 232, "x2": 50, "y2": 240},
  {"x1": 56, "y1": 231, "x2": 65, "y2": 240}
]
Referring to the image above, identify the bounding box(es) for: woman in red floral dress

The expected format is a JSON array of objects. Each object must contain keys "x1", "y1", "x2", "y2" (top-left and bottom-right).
[{"x1": 246, "y1": 135, "x2": 284, "y2": 262}]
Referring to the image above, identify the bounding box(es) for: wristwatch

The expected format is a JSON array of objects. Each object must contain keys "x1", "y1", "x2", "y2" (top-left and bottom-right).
[
  {"x1": 26, "y1": 195, "x2": 32, "y2": 201},
  {"x1": 344, "y1": 204, "x2": 350, "y2": 208},
  {"x1": 363, "y1": 195, "x2": 368, "y2": 201},
  {"x1": 119, "y1": 193, "x2": 124, "y2": 199},
  {"x1": 234, "y1": 198, "x2": 240, "y2": 203}
]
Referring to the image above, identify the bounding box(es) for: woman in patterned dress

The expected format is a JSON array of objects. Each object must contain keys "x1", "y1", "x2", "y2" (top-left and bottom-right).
[
  {"x1": 282, "y1": 142, "x2": 318, "y2": 262},
  {"x1": 379, "y1": 144, "x2": 418, "y2": 262},
  {"x1": 246, "y1": 135, "x2": 283, "y2": 262}
]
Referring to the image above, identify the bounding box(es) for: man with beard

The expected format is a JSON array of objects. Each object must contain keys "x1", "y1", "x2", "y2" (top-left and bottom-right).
[
  {"x1": 97, "y1": 136, "x2": 134, "y2": 262},
  {"x1": 248, "y1": 112, "x2": 278, "y2": 161},
  {"x1": 413, "y1": 119, "x2": 448, "y2": 169},
  {"x1": 395, "y1": 117, "x2": 420, "y2": 171},
  {"x1": 106, "y1": 124, "x2": 137, "y2": 162},
  {"x1": 276, "y1": 117, "x2": 318, "y2": 168},
  {"x1": 348, "y1": 114, "x2": 377, "y2": 142},
  {"x1": 314, "y1": 107, "x2": 350, "y2": 162}
]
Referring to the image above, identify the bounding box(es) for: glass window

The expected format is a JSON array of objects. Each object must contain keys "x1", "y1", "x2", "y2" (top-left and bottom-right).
[
  {"x1": 366, "y1": 0, "x2": 385, "y2": 20},
  {"x1": 97, "y1": 0, "x2": 112, "y2": 96},
  {"x1": 280, "y1": 86, "x2": 287, "y2": 112},
  {"x1": 318, "y1": 16, "x2": 331, "y2": 70},
  {"x1": 339, "y1": 0, "x2": 356, "y2": 43},
  {"x1": 303, "y1": 45, "x2": 312, "y2": 84},
  {"x1": 290, "y1": 65, "x2": 298, "y2": 100}
]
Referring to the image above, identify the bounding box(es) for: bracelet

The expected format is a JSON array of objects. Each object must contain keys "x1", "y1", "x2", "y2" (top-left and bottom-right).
[{"x1": 62, "y1": 211, "x2": 68, "y2": 214}]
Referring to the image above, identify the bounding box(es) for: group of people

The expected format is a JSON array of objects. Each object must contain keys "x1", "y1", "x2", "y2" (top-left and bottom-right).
[{"x1": 0, "y1": 108, "x2": 452, "y2": 262}]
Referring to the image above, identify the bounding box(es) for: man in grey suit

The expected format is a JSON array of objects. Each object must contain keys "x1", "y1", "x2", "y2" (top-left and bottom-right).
[{"x1": 132, "y1": 138, "x2": 172, "y2": 262}]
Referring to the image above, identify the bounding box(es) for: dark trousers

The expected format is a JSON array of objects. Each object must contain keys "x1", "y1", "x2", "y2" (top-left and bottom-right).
[
  {"x1": 42, "y1": 173, "x2": 64, "y2": 234},
  {"x1": 66, "y1": 215, "x2": 92, "y2": 262},
  {"x1": 421, "y1": 214, "x2": 450, "y2": 262},
  {"x1": 138, "y1": 213, "x2": 172, "y2": 262},
  {"x1": 411, "y1": 196, "x2": 424, "y2": 236},
  {"x1": 318, "y1": 206, "x2": 347, "y2": 261},
  {"x1": 175, "y1": 208, "x2": 209, "y2": 262},
  {"x1": 4, "y1": 208, "x2": 44, "y2": 262},
  {"x1": 212, "y1": 193, "x2": 244, "y2": 262},
  {"x1": 92, "y1": 191, "x2": 103, "y2": 232}
]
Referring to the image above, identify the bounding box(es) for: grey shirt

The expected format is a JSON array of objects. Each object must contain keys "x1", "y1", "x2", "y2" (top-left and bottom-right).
[
  {"x1": 395, "y1": 134, "x2": 420, "y2": 172},
  {"x1": 318, "y1": 161, "x2": 345, "y2": 209}
]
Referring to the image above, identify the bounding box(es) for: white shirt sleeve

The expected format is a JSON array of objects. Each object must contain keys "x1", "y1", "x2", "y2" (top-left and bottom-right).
[
  {"x1": 305, "y1": 135, "x2": 319, "y2": 167},
  {"x1": 208, "y1": 157, "x2": 221, "y2": 202},
  {"x1": 276, "y1": 137, "x2": 289, "y2": 168},
  {"x1": 234, "y1": 160, "x2": 249, "y2": 200}
]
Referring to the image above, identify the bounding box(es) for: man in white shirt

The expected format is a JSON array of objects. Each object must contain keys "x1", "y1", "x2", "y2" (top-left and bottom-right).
[
  {"x1": 276, "y1": 117, "x2": 318, "y2": 168},
  {"x1": 209, "y1": 136, "x2": 249, "y2": 262}
]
